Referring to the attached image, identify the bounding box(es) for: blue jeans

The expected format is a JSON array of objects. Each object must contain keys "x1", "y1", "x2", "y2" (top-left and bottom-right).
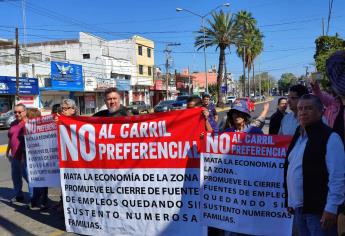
[
  {"x1": 294, "y1": 207, "x2": 337, "y2": 236},
  {"x1": 10, "y1": 158, "x2": 32, "y2": 199}
]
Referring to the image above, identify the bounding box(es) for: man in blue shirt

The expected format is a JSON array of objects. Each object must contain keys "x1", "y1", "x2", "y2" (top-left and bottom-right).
[{"x1": 202, "y1": 94, "x2": 218, "y2": 133}]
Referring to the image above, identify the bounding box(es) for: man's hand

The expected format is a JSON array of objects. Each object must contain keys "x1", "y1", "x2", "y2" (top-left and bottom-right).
[
  {"x1": 309, "y1": 79, "x2": 319, "y2": 91},
  {"x1": 202, "y1": 108, "x2": 210, "y2": 120},
  {"x1": 320, "y1": 211, "x2": 337, "y2": 230},
  {"x1": 287, "y1": 207, "x2": 295, "y2": 215}
]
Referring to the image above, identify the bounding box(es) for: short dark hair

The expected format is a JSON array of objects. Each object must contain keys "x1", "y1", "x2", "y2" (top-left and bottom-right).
[
  {"x1": 299, "y1": 94, "x2": 324, "y2": 112},
  {"x1": 104, "y1": 87, "x2": 120, "y2": 97},
  {"x1": 202, "y1": 93, "x2": 211, "y2": 99},
  {"x1": 15, "y1": 103, "x2": 26, "y2": 111},
  {"x1": 278, "y1": 97, "x2": 287, "y2": 105},
  {"x1": 289, "y1": 84, "x2": 309, "y2": 97},
  {"x1": 187, "y1": 96, "x2": 202, "y2": 106}
]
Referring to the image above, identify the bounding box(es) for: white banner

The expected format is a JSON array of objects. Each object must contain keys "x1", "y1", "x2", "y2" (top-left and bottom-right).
[
  {"x1": 58, "y1": 110, "x2": 206, "y2": 236},
  {"x1": 201, "y1": 133, "x2": 293, "y2": 235},
  {"x1": 61, "y1": 168, "x2": 202, "y2": 236},
  {"x1": 25, "y1": 115, "x2": 60, "y2": 187}
]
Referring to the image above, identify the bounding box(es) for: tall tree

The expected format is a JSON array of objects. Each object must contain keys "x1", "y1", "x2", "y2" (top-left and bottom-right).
[
  {"x1": 314, "y1": 35, "x2": 345, "y2": 87},
  {"x1": 234, "y1": 11, "x2": 257, "y2": 97},
  {"x1": 195, "y1": 10, "x2": 237, "y2": 106}
]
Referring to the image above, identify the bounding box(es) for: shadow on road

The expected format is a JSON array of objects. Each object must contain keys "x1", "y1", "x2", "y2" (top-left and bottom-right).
[{"x1": 0, "y1": 187, "x2": 66, "y2": 232}]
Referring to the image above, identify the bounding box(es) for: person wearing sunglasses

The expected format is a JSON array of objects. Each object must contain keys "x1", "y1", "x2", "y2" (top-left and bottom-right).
[{"x1": 5, "y1": 103, "x2": 32, "y2": 203}]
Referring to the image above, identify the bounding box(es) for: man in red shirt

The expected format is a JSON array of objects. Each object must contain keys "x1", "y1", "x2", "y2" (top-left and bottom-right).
[{"x1": 5, "y1": 104, "x2": 30, "y2": 203}]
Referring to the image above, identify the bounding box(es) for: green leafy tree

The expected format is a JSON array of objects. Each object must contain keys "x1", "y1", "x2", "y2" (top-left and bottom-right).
[
  {"x1": 314, "y1": 35, "x2": 345, "y2": 87},
  {"x1": 195, "y1": 11, "x2": 238, "y2": 107},
  {"x1": 278, "y1": 73, "x2": 297, "y2": 93}
]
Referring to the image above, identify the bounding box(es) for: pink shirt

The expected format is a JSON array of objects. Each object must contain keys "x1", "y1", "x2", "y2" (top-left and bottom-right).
[
  {"x1": 8, "y1": 120, "x2": 26, "y2": 159},
  {"x1": 312, "y1": 83, "x2": 342, "y2": 128}
]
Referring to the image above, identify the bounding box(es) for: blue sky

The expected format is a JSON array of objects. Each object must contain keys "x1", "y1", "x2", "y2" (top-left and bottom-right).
[{"x1": 0, "y1": 0, "x2": 344, "y2": 81}]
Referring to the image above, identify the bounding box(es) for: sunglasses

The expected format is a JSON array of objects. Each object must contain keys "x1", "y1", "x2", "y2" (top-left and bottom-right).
[{"x1": 14, "y1": 111, "x2": 23, "y2": 114}]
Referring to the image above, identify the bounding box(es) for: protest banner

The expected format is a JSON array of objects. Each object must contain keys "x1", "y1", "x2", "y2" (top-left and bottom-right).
[
  {"x1": 25, "y1": 114, "x2": 60, "y2": 187},
  {"x1": 201, "y1": 132, "x2": 293, "y2": 235},
  {"x1": 58, "y1": 108, "x2": 205, "y2": 236}
]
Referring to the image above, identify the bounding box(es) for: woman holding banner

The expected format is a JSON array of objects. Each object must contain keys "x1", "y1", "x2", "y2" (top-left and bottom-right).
[
  {"x1": 223, "y1": 100, "x2": 269, "y2": 134},
  {"x1": 26, "y1": 108, "x2": 49, "y2": 211},
  {"x1": 52, "y1": 99, "x2": 78, "y2": 213}
]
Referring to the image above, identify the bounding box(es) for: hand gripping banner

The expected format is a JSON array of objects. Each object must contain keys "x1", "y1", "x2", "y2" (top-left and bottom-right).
[{"x1": 57, "y1": 108, "x2": 205, "y2": 236}]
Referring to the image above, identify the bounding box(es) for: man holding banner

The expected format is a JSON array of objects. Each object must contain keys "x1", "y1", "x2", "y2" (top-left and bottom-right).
[
  {"x1": 93, "y1": 88, "x2": 128, "y2": 117},
  {"x1": 285, "y1": 94, "x2": 345, "y2": 236}
]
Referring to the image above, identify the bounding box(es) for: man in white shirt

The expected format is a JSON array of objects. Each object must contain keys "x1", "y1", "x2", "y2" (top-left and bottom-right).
[
  {"x1": 284, "y1": 94, "x2": 345, "y2": 235},
  {"x1": 279, "y1": 84, "x2": 309, "y2": 135}
]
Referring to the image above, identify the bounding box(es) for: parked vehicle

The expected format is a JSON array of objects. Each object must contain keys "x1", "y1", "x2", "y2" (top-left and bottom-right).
[
  {"x1": 0, "y1": 110, "x2": 15, "y2": 129},
  {"x1": 170, "y1": 95, "x2": 190, "y2": 110},
  {"x1": 127, "y1": 101, "x2": 151, "y2": 114},
  {"x1": 154, "y1": 100, "x2": 175, "y2": 113},
  {"x1": 226, "y1": 96, "x2": 236, "y2": 104},
  {"x1": 237, "y1": 98, "x2": 255, "y2": 112}
]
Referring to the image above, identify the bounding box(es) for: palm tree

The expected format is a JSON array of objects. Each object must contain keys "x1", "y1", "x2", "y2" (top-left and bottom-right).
[
  {"x1": 243, "y1": 29, "x2": 264, "y2": 95},
  {"x1": 195, "y1": 10, "x2": 237, "y2": 107},
  {"x1": 234, "y1": 11, "x2": 256, "y2": 96},
  {"x1": 250, "y1": 29, "x2": 264, "y2": 95}
]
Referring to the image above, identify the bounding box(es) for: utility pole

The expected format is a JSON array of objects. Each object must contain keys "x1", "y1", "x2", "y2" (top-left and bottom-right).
[
  {"x1": 15, "y1": 27, "x2": 19, "y2": 101},
  {"x1": 326, "y1": 0, "x2": 334, "y2": 36},
  {"x1": 188, "y1": 66, "x2": 191, "y2": 95},
  {"x1": 164, "y1": 43, "x2": 180, "y2": 100}
]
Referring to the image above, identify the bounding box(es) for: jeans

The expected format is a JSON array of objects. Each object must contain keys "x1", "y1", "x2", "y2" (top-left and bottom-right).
[
  {"x1": 31, "y1": 187, "x2": 48, "y2": 206},
  {"x1": 294, "y1": 207, "x2": 337, "y2": 236},
  {"x1": 10, "y1": 158, "x2": 32, "y2": 199}
]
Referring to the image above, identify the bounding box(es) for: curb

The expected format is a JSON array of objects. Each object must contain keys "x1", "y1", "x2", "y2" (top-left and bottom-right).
[{"x1": 0, "y1": 144, "x2": 7, "y2": 155}]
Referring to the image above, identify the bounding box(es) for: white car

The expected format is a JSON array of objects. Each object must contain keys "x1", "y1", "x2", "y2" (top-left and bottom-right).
[{"x1": 227, "y1": 96, "x2": 236, "y2": 104}]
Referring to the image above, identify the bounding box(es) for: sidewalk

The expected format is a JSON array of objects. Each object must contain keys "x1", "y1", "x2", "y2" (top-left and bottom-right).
[{"x1": 0, "y1": 156, "x2": 74, "y2": 236}]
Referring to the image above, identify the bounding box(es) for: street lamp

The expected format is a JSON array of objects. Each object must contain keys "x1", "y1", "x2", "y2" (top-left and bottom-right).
[{"x1": 176, "y1": 3, "x2": 230, "y2": 94}]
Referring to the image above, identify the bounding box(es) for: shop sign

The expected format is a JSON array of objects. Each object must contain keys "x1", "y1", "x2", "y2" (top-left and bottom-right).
[
  {"x1": 51, "y1": 61, "x2": 84, "y2": 91},
  {"x1": 0, "y1": 76, "x2": 39, "y2": 95},
  {"x1": 115, "y1": 79, "x2": 130, "y2": 91},
  {"x1": 96, "y1": 78, "x2": 115, "y2": 89}
]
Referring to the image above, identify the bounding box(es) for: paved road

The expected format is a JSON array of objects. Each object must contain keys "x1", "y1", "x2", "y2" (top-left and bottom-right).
[{"x1": 0, "y1": 129, "x2": 8, "y2": 146}]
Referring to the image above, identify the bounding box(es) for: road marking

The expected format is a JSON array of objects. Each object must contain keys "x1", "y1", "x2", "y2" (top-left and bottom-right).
[{"x1": 0, "y1": 145, "x2": 7, "y2": 155}]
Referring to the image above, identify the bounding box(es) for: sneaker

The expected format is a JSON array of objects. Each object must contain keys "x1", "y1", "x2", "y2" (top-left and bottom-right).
[
  {"x1": 40, "y1": 204, "x2": 48, "y2": 211},
  {"x1": 26, "y1": 202, "x2": 39, "y2": 209},
  {"x1": 10, "y1": 196, "x2": 24, "y2": 203}
]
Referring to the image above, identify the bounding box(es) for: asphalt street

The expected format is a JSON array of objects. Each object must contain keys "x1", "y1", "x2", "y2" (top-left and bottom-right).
[{"x1": 0, "y1": 97, "x2": 279, "y2": 235}]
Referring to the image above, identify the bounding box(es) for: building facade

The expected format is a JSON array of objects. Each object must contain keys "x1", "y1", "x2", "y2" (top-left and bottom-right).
[{"x1": 0, "y1": 32, "x2": 154, "y2": 114}]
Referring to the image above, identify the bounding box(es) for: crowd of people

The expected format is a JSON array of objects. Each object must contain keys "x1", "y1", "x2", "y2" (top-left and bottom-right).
[{"x1": 4, "y1": 50, "x2": 345, "y2": 236}]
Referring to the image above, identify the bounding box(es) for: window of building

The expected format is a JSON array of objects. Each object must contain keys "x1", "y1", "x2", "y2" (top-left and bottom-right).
[
  {"x1": 51, "y1": 51, "x2": 66, "y2": 61},
  {"x1": 147, "y1": 48, "x2": 151, "y2": 58},
  {"x1": 83, "y1": 53, "x2": 90, "y2": 59},
  {"x1": 21, "y1": 56, "x2": 30, "y2": 64},
  {"x1": 28, "y1": 53, "x2": 42, "y2": 63},
  {"x1": 148, "y1": 66, "x2": 152, "y2": 76},
  {"x1": 138, "y1": 45, "x2": 142, "y2": 56},
  {"x1": 139, "y1": 65, "x2": 143, "y2": 75}
]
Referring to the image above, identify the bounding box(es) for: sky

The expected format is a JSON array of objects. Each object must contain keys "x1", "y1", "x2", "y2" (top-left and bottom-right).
[{"x1": 0, "y1": 0, "x2": 344, "y2": 81}]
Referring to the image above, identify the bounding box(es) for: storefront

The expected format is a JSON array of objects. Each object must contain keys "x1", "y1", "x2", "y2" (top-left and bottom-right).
[{"x1": 0, "y1": 76, "x2": 39, "y2": 114}]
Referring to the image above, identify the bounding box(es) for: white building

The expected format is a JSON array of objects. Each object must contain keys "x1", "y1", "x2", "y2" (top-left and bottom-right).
[{"x1": 0, "y1": 32, "x2": 154, "y2": 114}]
